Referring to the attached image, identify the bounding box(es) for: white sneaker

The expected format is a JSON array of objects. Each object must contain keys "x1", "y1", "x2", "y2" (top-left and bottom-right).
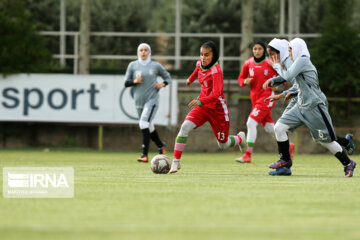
[
  {"x1": 169, "y1": 160, "x2": 181, "y2": 174},
  {"x1": 237, "y1": 131, "x2": 247, "y2": 152}
]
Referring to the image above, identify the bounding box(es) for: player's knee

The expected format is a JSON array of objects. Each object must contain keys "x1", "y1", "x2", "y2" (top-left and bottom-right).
[
  {"x1": 217, "y1": 140, "x2": 226, "y2": 150},
  {"x1": 217, "y1": 137, "x2": 231, "y2": 150},
  {"x1": 246, "y1": 117, "x2": 258, "y2": 129},
  {"x1": 264, "y1": 123, "x2": 275, "y2": 134},
  {"x1": 274, "y1": 122, "x2": 290, "y2": 141},
  {"x1": 217, "y1": 142, "x2": 225, "y2": 150},
  {"x1": 274, "y1": 122, "x2": 287, "y2": 135},
  {"x1": 149, "y1": 122, "x2": 155, "y2": 132},
  {"x1": 274, "y1": 123, "x2": 282, "y2": 135},
  {"x1": 178, "y1": 120, "x2": 196, "y2": 137},
  {"x1": 320, "y1": 141, "x2": 342, "y2": 154},
  {"x1": 139, "y1": 120, "x2": 150, "y2": 130}
]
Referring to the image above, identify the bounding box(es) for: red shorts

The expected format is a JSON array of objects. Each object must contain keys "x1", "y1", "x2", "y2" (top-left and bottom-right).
[
  {"x1": 185, "y1": 106, "x2": 230, "y2": 143},
  {"x1": 249, "y1": 104, "x2": 274, "y2": 127}
]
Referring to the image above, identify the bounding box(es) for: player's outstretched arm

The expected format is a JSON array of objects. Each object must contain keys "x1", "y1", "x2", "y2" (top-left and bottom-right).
[
  {"x1": 186, "y1": 78, "x2": 193, "y2": 86},
  {"x1": 264, "y1": 93, "x2": 284, "y2": 102},
  {"x1": 263, "y1": 79, "x2": 274, "y2": 89},
  {"x1": 284, "y1": 92, "x2": 294, "y2": 101},
  {"x1": 269, "y1": 76, "x2": 286, "y2": 87}
]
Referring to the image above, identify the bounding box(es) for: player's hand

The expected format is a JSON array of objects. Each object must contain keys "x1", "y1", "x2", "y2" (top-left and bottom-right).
[
  {"x1": 271, "y1": 86, "x2": 279, "y2": 91},
  {"x1": 263, "y1": 79, "x2": 274, "y2": 89},
  {"x1": 269, "y1": 54, "x2": 280, "y2": 65},
  {"x1": 265, "y1": 94, "x2": 283, "y2": 102},
  {"x1": 188, "y1": 99, "x2": 200, "y2": 109},
  {"x1": 244, "y1": 78, "x2": 253, "y2": 85},
  {"x1": 284, "y1": 92, "x2": 293, "y2": 101},
  {"x1": 186, "y1": 78, "x2": 192, "y2": 86},
  {"x1": 134, "y1": 74, "x2": 143, "y2": 84},
  {"x1": 154, "y1": 83, "x2": 165, "y2": 89}
]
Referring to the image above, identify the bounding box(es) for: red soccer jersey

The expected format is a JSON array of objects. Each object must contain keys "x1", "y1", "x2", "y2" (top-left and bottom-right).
[
  {"x1": 188, "y1": 60, "x2": 227, "y2": 110},
  {"x1": 238, "y1": 57, "x2": 278, "y2": 107}
]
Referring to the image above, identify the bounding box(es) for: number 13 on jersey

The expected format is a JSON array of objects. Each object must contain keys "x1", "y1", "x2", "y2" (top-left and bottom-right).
[{"x1": 217, "y1": 132, "x2": 225, "y2": 141}]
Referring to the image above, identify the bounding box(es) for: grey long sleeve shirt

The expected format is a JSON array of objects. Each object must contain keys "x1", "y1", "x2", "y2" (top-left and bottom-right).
[
  {"x1": 272, "y1": 56, "x2": 327, "y2": 110},
  {"x1": 124, "y1": 61, "x2": 171, "y2": 109}
]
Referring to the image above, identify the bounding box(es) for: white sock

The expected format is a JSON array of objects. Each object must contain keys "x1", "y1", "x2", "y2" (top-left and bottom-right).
[{"x1": 246, "y1": 117, "x2": 258, "y2": 143}]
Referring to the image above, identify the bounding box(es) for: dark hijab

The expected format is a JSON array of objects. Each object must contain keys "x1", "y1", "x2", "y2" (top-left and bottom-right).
[
  {"x1": 201, "y1": 41, "x2": 219, "y2": 70},
  {"x1": 253, "y1": 40, "x2": 266, "y2": 63}
]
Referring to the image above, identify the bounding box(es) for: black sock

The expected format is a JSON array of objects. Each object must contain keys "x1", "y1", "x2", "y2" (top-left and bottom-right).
[
  {"x1": 336, "y1": 137, "x2": 349, "y2": 147},
  {"x1": 277, "y1": 140, "x2": 291, "y2": 161},
  {"x1": 141, "y1": 128, "x2": 151, "y2": 156},
  {"x1": 335, "y1": 150, "x2": 351, "y2": 166},
  {"x1": 150, "y1": 130, "x2": 164, "y2": 148}
]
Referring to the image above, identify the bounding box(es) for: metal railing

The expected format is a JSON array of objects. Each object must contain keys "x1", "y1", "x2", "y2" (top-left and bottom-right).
[{"x1": 40, "y1": 31, "x2": 322, "y2": 74}]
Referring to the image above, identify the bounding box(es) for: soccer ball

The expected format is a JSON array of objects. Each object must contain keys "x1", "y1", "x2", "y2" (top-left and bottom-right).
[{"x1": 150, "y1": 154, "x2": 171, "y2": 174}]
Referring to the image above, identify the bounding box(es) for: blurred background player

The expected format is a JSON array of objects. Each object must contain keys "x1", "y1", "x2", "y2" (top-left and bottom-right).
[
  {"x1": 170, "y1": 41, "x2": 246, "y2": 174},
  {"x1": 124, "y1": 43, "x2": 171, "y2": 162},
  {"x1": 264, "y1": 38, "x2": 356, "y2": 177},
  {"x1": 236, "y1": 40, "x2": 294, "y2": 163},
  {"x1": 266, "y1": 38, "x2": 355, "y2": 157}
]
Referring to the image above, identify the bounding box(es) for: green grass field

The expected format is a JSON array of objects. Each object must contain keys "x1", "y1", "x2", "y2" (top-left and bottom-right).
[{"x1": 0, "y1": 150, "x2": 359, "y2": 240}]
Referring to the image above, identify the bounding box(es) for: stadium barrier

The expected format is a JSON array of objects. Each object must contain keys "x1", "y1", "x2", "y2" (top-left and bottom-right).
[
  {"x1": 0, "y1": 74, "x2": 178, "y2": 125},
  {"x1": 0, "y1": 76, "x2": 358, "y2": 153}
]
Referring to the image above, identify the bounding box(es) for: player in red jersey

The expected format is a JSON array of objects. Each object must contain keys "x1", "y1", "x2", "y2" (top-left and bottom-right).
[
  {"x1": 169, "y1": 41, "x2": 246, "y2": 174},
  {"x1": 236, "y1": 40, "x2": 294, "y2": 163}
]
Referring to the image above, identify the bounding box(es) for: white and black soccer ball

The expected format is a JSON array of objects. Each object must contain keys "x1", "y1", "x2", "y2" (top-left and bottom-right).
[{"x1": 150, "y1": 154, "x2": 171, "y2": 174}]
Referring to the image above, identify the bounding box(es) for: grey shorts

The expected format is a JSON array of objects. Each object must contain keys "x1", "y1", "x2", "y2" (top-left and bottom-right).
[
  {"x1": 278, "y1": 103, "x2": 336, "y2": 143},
  {"x1": 283, "y1": 97, "x2": 297, "y2": 114},
  {"x1": 137, "y1": 98, "x2": 159, "y2": 123}
]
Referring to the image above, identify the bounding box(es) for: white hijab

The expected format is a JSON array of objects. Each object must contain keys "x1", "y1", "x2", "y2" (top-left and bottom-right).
[
  {"x1": 289, "y1": 38, "x2": 310, "y2": 61},
  {"x1": 268, "y1": 38, "x2": 290, "y2": 64},
  {"x1": 137, "y1": 43, "x2": 151, "y2": 66}
]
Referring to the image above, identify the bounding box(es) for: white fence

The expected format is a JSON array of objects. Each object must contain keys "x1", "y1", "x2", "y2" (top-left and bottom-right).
[{"x1": 40, "y1": 31, "x2": 322, "y2": 74}]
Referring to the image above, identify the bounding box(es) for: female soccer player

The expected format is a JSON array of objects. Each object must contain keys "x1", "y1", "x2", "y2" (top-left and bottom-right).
[
  {"x1": 266, "y1": 38, "x2": 355, "y2": 157},
  {"x1": 266, "y1": 38, "x2": 298, "y2": 112},
  {"x1": 236, "y1": 40, "x2": 294, "y2": 163},
  {"x1": 263, "y1": 38, "x2": 356, "y2": 177},
  {"x1": 169, "y1": 41, "x2": 246, "y2": 174},
  {"x1": 124, "y1": 43, "x2": 171, "y2": 162}
]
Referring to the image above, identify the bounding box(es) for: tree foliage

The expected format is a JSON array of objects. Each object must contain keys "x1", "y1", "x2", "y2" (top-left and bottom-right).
[
  {"x1": 311, "y1": 0, "x2": 360, "y2": 98},
  {"x1": 2, "y1": 0, "x2": 360, "y2": 76},
  {"x1": 0, "y1": 0, "x2": 52, "y2": 75},
  {"x1": 310, "y1": 0, "x2": 360, "y2": 119}
]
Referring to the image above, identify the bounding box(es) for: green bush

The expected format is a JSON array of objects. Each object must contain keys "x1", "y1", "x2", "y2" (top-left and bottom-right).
[{"x1": 0, "y1": 0, "x2": 52, "y2": 75}]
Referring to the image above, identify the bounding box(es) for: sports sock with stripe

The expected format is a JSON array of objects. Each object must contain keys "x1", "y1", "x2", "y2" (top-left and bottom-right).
[{"x1": 174, "y1": 136, "x2": 187, "y2": 160}]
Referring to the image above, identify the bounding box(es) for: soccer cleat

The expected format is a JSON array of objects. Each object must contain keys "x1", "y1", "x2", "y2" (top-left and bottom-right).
[
  {"x1": 235, "y1": 152, "x2": 251, "y2": 163},
  {"x1": 344, "y1": 134, "x2": 355, "y2": 155},
  {"x1": 169, "y1": 160, "x2": 181, "y2": 174},
  {"x1": 344, "y1": 160, "x2": 356, "y2": 178},
  {"x1": 137, "y1": 155, "x2": 148, "y2": 163},
  {"x1": 289, "y1": 142, "x2": 295, "y2": 159},
  {"x1": 268, "y1": 167, "x2": 292, "y2": 176},
  {"x1": 159, "y1": 143, "x2": 166, "y2": 155},
  {"x1": 268, "y1": 159, "x2": 293, "y2": 169},
  {"x1": 237, "y1": 131, "x2": 247, "y2": 152}
]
